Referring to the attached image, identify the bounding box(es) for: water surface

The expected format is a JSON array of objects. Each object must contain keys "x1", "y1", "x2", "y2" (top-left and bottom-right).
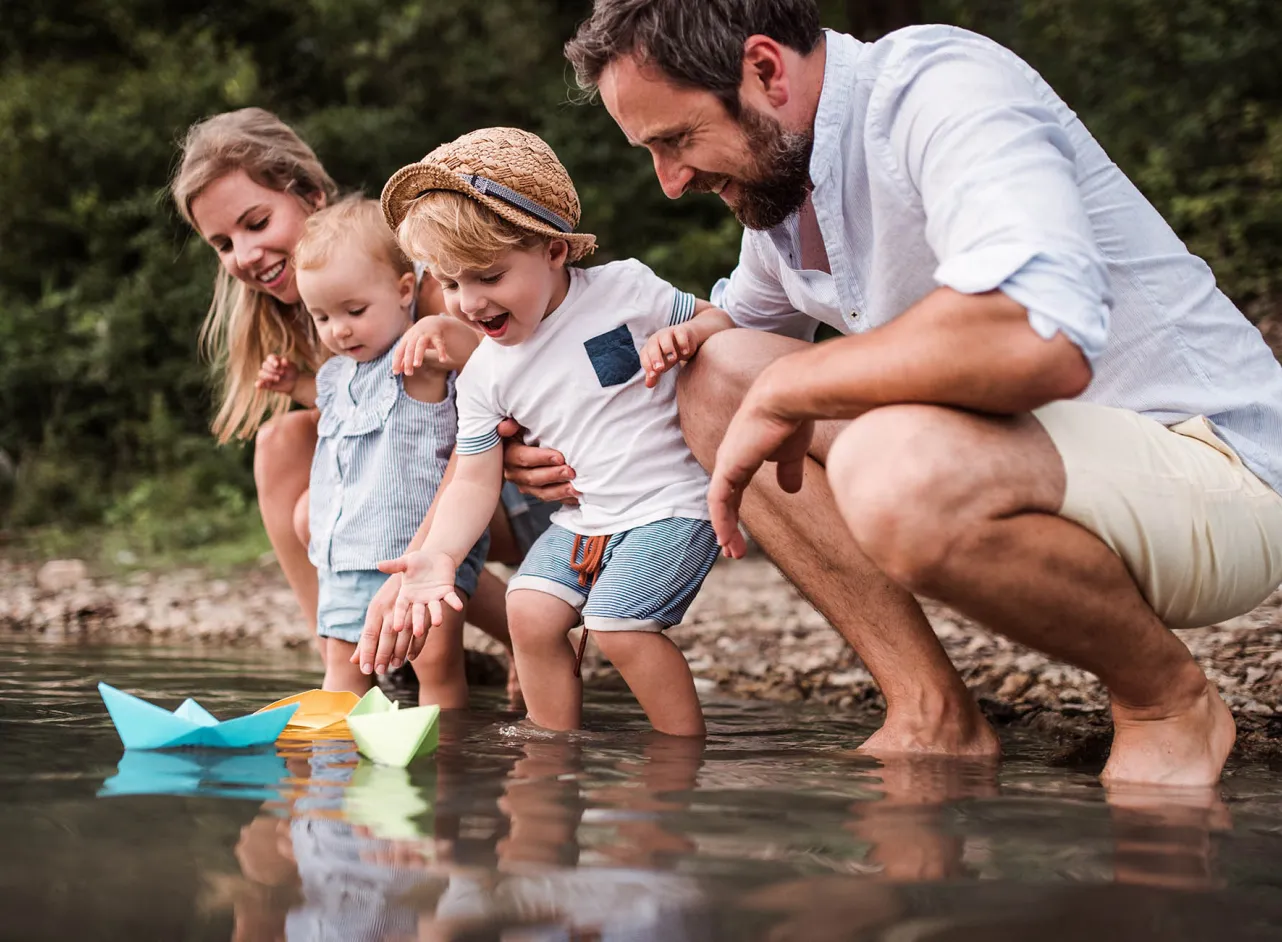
[{"x1": 3, "y1": 641, "x2": 1281, "y2": 941}]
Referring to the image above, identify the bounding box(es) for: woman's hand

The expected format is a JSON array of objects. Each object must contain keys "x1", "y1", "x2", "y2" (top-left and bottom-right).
[{"x1": 351, "y1": 571, "x2": 418, "y2": 675}]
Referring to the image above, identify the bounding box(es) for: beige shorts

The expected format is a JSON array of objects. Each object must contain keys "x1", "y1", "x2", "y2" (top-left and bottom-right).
[{"x1": 1034, "y1": 400, "x2": 1282, "y2": 629}]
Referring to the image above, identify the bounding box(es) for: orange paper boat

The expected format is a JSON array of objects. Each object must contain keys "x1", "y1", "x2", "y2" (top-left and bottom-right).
[{"x1": 256, "y1": 689, "x2": 361, "y2": 739}]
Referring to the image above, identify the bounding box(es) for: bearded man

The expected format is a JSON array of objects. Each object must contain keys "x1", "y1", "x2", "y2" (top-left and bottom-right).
[{"x1": 500, "y1": 0, "x2": 1282, "y2": 786}]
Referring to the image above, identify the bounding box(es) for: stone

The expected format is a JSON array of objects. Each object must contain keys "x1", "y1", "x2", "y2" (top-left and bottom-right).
[{"x1": 35, "y1": 559, "x2": 88, "y2": 593}]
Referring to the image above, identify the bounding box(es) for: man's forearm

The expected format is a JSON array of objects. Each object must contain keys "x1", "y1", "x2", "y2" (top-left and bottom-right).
[{"x1": 761, "y1": 288, "x2": 1092, "y2": 421}]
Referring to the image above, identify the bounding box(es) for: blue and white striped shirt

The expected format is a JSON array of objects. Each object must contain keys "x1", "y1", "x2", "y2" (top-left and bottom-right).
[
  {"x1": 715, "y1": 26, "x2": 1282, "y2": 494},
  {"x1": 308, "y1": 346, "x2": 456, "y2": 571}
]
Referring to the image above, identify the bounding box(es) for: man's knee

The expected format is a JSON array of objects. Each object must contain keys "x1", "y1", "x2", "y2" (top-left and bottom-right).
[
  {"x1": 678, "y1": 328, "x2": 807, "y2": 467},
  {"x1": 826, "y1": 406, "x2": 968, "y2": 592}
]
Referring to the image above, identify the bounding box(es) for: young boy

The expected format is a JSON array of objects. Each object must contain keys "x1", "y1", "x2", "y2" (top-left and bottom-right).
[
  {"x1": 370, "y1": 127, "x2": 733, "y2": 736},
  {"x1": 256, "y1": 196, "x2": 494, "y2": 703}
]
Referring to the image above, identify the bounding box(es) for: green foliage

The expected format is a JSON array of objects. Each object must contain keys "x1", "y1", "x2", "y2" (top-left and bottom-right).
[{"x1": 0, "y1": 0, "x2": 1279, "y2": 556}]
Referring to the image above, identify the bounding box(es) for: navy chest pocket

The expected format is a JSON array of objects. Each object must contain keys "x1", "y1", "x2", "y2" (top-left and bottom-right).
[{"x1": 583, "y1": 324, "x2": 641, "y2": 388}]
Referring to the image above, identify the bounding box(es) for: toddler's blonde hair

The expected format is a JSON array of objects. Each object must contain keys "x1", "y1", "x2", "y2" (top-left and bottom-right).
[
  {"x1": 397, "y1": 191, "x2": 550, "y2": 278},
  {"x1": 171, "y1": 108, "x2": 336, "y2": 443},
  {"x1": 295, "y1": 195, "x2": 413, "y2": 280}
]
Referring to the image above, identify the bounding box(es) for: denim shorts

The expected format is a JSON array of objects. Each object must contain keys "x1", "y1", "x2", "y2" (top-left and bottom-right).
[
  {"x1": 507, "y1": 518, "x2": 719, "y2": 633},
  {"x1": 500, "y1": 481, "x2": 558, "y2": 558},
  {"x1": 316, "y1": 532, "x2": 490, "y2": 643}
]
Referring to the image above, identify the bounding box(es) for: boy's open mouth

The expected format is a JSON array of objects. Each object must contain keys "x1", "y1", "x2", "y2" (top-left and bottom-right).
[{"x1": 479, "y1": 312, "x2": 510, "y2": 338}]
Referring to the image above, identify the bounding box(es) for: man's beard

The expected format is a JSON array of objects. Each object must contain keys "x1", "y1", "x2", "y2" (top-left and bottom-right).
[{"x1": 689, "y1": 106, "x2": 814, "y2": 231}]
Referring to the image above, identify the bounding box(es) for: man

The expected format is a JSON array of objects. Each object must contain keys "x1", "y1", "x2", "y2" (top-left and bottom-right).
[{"x1": 503, "y1": 0, "x2": 1282, "y2": 785}]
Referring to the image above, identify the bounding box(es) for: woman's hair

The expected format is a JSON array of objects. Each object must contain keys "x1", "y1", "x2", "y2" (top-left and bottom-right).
[
  {"x1": 295, "y1": 195, "x2": 413, "y2": 280},
  {"x1": 171, "y1": 107, "x2": 338, "y2": 443},
  {"x1": 397, "y1": 190, "x2": 547, "y2": 278}
]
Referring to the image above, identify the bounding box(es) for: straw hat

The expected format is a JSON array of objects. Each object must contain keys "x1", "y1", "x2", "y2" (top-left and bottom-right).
[{"x1": 381, "y1": 127, "x2": 597, "y2": 262}]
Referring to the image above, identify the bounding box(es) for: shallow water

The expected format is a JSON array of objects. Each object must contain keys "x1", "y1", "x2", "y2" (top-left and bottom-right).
[{"x1": 3, "y1": 642, "x2": 1282, "y2": 941}]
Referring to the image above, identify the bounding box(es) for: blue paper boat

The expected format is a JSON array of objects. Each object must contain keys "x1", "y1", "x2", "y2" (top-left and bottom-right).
[
  {"x1": 99, "y1": 749, "x2": 290, "y2": 801},
  {"x1": 98, "y1": 682, "x2": 298, "y2": 750}
]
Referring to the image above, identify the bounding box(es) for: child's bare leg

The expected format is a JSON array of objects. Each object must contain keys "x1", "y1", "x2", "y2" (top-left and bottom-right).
[
  {"x1": 468, "y1": 568, "x2": 522, "y2": 701},
  {"x1": 411, "y1": 603, "x2": 468, "y2": 709},
  {"x1": 507, "y1": 589, "x2": 583, "y2": 730},
  {"x1": 323, "y1": 638, "x2": 374, "y2": 694},
  {"x1": 591, "y1": 630, "x2": 705, "y2": 737}
]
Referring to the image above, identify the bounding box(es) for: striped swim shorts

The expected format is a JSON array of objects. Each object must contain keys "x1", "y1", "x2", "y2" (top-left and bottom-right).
[{"x1": 506, "y1": 517, "x2": 720, "y2": 632}]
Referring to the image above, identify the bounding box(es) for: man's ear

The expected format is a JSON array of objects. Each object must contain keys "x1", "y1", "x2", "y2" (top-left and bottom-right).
[{"x1": 742, "y1": 35, "x2": 790, "y2": 109}]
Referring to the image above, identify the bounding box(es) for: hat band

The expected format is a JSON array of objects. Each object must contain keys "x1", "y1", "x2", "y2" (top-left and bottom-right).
[{"x1": 458, "y1": 173, "x2": 574, "y2": 233}]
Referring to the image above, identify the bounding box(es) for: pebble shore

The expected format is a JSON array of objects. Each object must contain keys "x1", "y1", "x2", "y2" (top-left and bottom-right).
[{"x1": 5, "y1": 554, "x2": 1281, "y2": 762}]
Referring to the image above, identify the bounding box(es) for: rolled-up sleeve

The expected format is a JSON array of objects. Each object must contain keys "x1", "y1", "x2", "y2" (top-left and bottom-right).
[
  {"x1": 713, "y1": 231, "x2": 820, "y2": 341},
  {"x1": 869, "y1": 41, "x2": 1112, "y2": 362}
]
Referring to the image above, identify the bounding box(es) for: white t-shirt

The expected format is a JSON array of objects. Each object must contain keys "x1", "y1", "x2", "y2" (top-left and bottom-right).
[{"x1": 455, "y1": 259, "x2": 710, "y2": 537}]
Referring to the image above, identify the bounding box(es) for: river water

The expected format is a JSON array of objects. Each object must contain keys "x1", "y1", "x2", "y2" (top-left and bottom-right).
[{"x1": 2, "y1": 641, "x2": 1281, "y2": 941}]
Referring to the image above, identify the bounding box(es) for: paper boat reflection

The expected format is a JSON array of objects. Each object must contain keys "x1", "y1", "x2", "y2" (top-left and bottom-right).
[
  {"x1": 98, "y1": 749, "x2": 290, "y2": 801},
  {"x1": 342, "y1": 762, "x2": 434, "y2": 840},
  {"x1": 346, "y1": 687, "x2": 439, "y2": 768},
  {"x1": 98, "y1": 682, "x2": 298, "y2": 750}
]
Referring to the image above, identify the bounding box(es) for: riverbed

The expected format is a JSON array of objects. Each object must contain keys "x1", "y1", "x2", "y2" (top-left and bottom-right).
[{"x1": 3, "y1": 641, "x2": 1282, "y2": 940}]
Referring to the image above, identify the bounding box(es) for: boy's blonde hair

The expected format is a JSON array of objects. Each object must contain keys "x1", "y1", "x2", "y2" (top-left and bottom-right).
[
  {"x1": 296, "y1": 195, "x2": 414, "y2": 280},
  {"x1": 171, "y1": 107, "x2": 337, "y2": 443},
  {"x1": 397, "y1": 191, "x2": 549, "y2": 278}
]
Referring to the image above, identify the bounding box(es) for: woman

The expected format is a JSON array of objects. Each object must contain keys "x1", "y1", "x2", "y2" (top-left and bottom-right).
[{"x1": 170, "y1": 107, "x2": 543, "y2": 688}]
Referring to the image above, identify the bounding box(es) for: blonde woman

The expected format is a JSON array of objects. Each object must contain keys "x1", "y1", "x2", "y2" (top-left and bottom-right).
[{"x1": 171, "y1": 108, "x2": 529, "y2": 689}]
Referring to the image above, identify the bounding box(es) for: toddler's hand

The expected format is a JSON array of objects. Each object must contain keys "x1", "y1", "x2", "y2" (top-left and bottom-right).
[
  {"x1": 642, "y1": 323, "x2": 701, "y2": 388},
  {"x1": 378, "y1": 549, "x2": 464, "y2": 636},
  {"x1": 255, "y1": 354, "x2": 299, "y2": 394},
  {"x1": 393, "y1": 315, "x2": 468, "y2": 376}
]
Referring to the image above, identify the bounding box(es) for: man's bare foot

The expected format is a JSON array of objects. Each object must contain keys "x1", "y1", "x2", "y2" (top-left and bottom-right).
[
  {"x1": 857, "y1": 707, "x2": 1001, "y2": 759},
  {"x1": 1102, "y1": 681, "x2": 1236, "y2": 787}
]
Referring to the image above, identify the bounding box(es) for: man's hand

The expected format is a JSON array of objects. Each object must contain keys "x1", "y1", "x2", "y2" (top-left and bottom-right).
[
  {"x1": 351, "y1": 571, "x2": 425, "y2": 675},
  {"x1": 256, "y1": 354, "x2": 299, "y2": 394},
  {"x1": 498, "y1": 417, "x2": 581, "y2": 506},
  {"x1": 707, "y1": 365, "x2": 815, "y2": 558},
  {"x1": 379, "y1": 549, "x2": 464, "y2": 636}
]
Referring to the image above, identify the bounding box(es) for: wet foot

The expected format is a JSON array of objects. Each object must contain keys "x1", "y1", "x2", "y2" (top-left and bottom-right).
[
  {"x1": 857, "y1": 711, "x2": 1001, "y2": 759},
  {"x1": 1103, "y1": 682, "x2": 1236, "y2": 787}
]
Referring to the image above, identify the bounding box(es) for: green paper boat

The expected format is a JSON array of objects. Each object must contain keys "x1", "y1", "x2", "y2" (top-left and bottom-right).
[{"x1": 346, "y1": 687, "x2": 440, "y2": 767}]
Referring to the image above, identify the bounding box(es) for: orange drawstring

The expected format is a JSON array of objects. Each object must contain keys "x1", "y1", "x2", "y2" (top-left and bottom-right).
[{"x1": 570, "y1": 534, "x2": 610, "y2": 678}]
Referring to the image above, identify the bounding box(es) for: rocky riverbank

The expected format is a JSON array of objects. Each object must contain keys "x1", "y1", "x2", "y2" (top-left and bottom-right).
[{"x1": 5, "y1": 554, "x2": 1281, "y2": 763}]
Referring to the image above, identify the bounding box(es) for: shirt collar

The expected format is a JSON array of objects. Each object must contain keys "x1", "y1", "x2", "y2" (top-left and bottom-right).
[{"x1": 808, "y1": 29, "x2": 864, "y2": 186}]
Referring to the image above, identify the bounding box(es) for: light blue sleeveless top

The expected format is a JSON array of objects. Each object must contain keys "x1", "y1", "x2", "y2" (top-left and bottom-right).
[{"x1": 307, "y1": 345, "x2": 456, "y2": 571}]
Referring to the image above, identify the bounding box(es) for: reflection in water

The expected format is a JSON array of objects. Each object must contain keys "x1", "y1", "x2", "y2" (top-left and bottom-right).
[{"x1": 4, "y1": 642, "x2": 1282, "y2": 941}]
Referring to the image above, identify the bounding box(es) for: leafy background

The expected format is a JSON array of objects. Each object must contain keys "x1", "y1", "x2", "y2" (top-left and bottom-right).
[{"x1": 1, "y1": 0, "x2": 1278, "y2": 563}]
